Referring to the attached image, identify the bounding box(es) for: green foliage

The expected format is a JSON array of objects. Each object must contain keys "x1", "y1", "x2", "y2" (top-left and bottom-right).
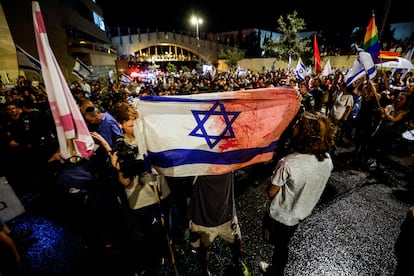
[
  {"x1": 262, "y1": 10, "x2": 310, "y2": 62},
  {"x1": 166, "y1": 62, "x2": 177, "y2": 73},
  {"x1": 219, "y1": 46, "x2": 245, "y2": 70}
]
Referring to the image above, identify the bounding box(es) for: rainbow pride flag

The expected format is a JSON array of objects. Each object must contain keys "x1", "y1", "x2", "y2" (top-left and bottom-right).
[
  {"x1": 363, "y1": 14, "x2": 380, "y2": 64},
  {"x1": 379, "y1": 51, "x2": 400, "y2": 60}
]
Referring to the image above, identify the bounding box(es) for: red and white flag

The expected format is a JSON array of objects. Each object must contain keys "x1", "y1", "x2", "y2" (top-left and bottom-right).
[{"x1": 32, "y1": 1, "x2": 94, "y2": 159}]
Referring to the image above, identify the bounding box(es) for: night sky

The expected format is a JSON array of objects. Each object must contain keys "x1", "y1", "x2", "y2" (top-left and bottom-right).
[{"x1": 96, "y1": 0, "x2": 409, "y2": 33}]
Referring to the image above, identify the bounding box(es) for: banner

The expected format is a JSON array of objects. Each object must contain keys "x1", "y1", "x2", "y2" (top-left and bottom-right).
[
  {"x1": 32, "y1": 1, "x2": 94, "y2": 159},
  {"x1": 135, "y1": 87, "x2": 300, "y2": 176},
  {"x1": 0, "y1": 177, "x2": 25, "y2": 222}
]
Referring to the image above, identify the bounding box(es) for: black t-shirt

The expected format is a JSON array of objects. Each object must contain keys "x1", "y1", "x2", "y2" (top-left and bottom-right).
[{"x1": 187, "y1": 172, "x2": 234, "y2": 227}]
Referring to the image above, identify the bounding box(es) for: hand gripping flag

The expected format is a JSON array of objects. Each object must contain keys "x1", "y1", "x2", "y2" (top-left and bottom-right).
[
  {"x1": 135, "y1": 87, "x2": 300, "y2": 177},
  {"x1": 32, "y1": 1, "x2": 95, "y2": 159}
]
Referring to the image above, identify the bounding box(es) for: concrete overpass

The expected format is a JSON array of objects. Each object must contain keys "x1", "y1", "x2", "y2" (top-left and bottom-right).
[{"x1": 110, "y1": 30, "x2": 222, "y2": 66}]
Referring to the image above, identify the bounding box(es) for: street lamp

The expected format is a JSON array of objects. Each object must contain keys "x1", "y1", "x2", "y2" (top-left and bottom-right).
[{"x1": 191, "y1": 16, "x2": 202, "y2": 66}]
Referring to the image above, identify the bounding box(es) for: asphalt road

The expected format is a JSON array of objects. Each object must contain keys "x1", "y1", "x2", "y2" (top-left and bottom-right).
[{"x1": 1, "y1": 143, "x2": 413, "y2": 276}]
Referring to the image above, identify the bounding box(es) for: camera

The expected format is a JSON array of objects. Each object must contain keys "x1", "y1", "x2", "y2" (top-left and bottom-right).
[{"x1": 113, "y1": 135, "x2": 146, "y2": 178}]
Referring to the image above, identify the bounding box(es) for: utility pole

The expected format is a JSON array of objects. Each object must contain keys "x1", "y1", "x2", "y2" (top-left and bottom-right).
[{"x1": 379, "y1": 0, "x2": 392, "y2": 41}]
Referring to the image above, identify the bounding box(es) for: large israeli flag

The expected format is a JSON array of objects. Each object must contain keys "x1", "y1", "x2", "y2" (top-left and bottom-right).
[{"x1": 135, "y1": 87, "x2": 300, "y2": 177}]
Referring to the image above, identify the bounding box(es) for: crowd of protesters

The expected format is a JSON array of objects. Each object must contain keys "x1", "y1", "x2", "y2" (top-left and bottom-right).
[{"x1": 1, "y1": 65, "x2": 414, "y2": 275}]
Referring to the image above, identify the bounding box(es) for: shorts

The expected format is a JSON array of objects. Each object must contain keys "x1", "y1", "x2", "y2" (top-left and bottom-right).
[{"x1": 188, "y1": 216, "x2": 241, "y2": 248}]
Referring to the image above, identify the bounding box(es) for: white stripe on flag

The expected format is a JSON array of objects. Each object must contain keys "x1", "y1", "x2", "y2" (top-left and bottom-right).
[
  {"x1": 345, "y1": 50, "x2": 377, "y2": 86},
  {"x1": 135, "y1": 87, "x2": 300, "y2": 177},
  {"x1": 16, "y1": 45, "x2": 42, "y2": 74},
  {"x1": 120, "y1": 73, "x2": 133, "y2": 85},
  {"x1": 295, "y1": 58, "x2": 307, "y2": 81},
  {"x1": 72, "y1": 58, "x2": 92, "y2": 80}
]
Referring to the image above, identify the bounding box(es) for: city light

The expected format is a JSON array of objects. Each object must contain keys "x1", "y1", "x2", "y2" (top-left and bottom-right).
[{"x1": 191, "y1": 16, "x2": 202, "y2": 65}]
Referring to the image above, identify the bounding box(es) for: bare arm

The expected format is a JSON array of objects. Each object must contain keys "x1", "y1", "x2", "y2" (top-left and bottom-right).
[
  {"x1": 90, "y1": 131, "x2": 133, "y2": 187},
  {"x1": 267, "y1": 184, "x2": 281, "y2": 199}
]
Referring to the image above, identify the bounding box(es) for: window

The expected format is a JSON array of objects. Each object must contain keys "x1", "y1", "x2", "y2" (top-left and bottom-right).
[{"x1": 93, "y1": 11, "x2": 105, "y2": 31}]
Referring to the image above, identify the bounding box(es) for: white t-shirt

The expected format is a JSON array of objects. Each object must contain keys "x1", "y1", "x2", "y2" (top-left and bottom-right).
[
  {"x1": 269, "y1": 152, "x2": 333, "y2": 226},
  {"x1": 330, "y1": 92, "x2": 354, "y2": 121},
  {"x1": 125, "y1": 173, "x2": 170, "y2": 210}
]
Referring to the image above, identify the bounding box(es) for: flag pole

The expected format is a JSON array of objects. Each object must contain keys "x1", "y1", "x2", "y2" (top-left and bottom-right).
[
  {"x1": 379, "y1": 1, "x2": 392, "y2": 41},
  {"x1": 151, "y1": 178, "x2": 179, "y2": 276},
  {"x1": 66, "y1": 139, "x2": 77, "y2": 162}
]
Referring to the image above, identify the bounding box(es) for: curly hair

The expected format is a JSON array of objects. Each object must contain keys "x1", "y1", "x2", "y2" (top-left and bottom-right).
[{"x1": 290, "y1": 111, "x2": 335, "y2": 161}]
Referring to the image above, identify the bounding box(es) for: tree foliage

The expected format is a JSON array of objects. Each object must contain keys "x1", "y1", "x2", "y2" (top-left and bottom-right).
[
  {"x1": 166, "y1": 62, "x2": 177, "y2": 73},
  {"x1": 219, "y1": 47, "x2": 246, "y2": 70},
  {"x1": 262, "y1": 10, "x2": 310, "y2": 62}
]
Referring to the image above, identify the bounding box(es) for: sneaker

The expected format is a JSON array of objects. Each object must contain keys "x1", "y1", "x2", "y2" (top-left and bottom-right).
[
  {"x1": 240, "y1": 260, "x2": 250, "y2": 276},
  {"x1": 259, "y1": 261, "x2": 270, "y2": 273}
]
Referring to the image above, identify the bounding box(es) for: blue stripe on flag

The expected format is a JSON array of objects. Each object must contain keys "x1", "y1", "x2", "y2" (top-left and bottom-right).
[
  {"x1": 140, "y1": 95, "x2": 233, "y2": 103},
  {"x1": 345, "y1": 68, "x2": 365, "y2": 86},
  {"x1": 147, "y1": 141, "x2": 278, "y2": 168}
]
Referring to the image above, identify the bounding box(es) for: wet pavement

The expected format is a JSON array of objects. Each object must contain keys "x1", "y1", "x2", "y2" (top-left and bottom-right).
[{"x1": 1, "y1": 143, "x2": 413, "y2": 276}]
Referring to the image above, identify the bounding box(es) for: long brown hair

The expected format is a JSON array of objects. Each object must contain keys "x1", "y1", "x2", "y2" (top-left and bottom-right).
[{"x1": 291, "y1": 111, "x2": 335, "y2": 161}]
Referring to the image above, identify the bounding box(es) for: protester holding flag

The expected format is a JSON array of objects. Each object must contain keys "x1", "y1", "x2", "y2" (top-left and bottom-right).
[
  {"x1": 187, "y1": 172, "x2": 249, "y2": 276},
  {"x1": 259, "y1": 111, "x2": 335, "y2": 276},
  {"x1": 367, "y1": 91, "x2": 412, "y2": 169},
  {"x1": 92, "y1": 107, "x2": 172, "y2": 276},
  {"x1": 352, "y1": 78, "x2": 382, "y2": 168}
]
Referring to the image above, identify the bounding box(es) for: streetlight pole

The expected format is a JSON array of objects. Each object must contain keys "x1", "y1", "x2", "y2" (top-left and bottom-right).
[{"x1": 191, "y1": 16, "x2": 202, "y2": 69}]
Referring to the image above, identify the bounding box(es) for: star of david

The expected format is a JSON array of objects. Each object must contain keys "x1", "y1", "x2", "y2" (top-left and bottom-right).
[{"x1": 189, "y1": 102, "x2": 240, "y2": 148}]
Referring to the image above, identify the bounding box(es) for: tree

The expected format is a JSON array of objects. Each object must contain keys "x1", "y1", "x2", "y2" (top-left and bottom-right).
[
  {"x1": 262, "y1": 10, "x2": 310, "y2": 62},
  {"x1": 166, "y1": 62, "x2": 177, "y2": 73},
  {"x1": 219, "y1": 46, "x2": 245, "y2": 70}
]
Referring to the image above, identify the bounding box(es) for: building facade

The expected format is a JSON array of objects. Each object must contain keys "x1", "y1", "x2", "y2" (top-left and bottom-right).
[{"x1": 0, "y1": 0, "x2": 116, "y2": 84}]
